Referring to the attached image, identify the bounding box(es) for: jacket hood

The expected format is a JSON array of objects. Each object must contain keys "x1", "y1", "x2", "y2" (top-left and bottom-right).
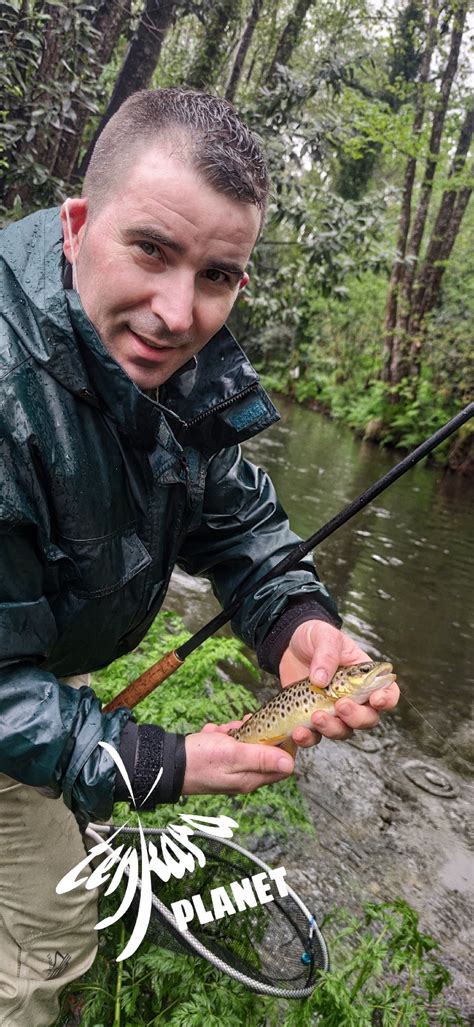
[{"x1": 1, "y1": 208, "x2": 278, "y2": 451}]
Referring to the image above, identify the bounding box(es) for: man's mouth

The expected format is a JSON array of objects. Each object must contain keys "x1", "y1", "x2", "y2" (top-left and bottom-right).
[
  {"x1": 129, "y1": 329, "x2": 174, "y2": 350},
  {"x1": 128, "y1": 328, "x2": 178, "y2": 361}
]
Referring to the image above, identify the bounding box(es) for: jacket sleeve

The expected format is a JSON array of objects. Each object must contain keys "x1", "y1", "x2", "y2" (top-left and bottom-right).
[
  {"x1": 176, "y1": 445, "x2": 341, "y2": 659},
  {"x1": 0, "y1": 519, "x2": 132, "y2": 821}
]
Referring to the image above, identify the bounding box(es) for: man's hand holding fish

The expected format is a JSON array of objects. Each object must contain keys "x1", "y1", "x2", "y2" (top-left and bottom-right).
[
  {"x1": 278, "y1": 620, "x2": 400, "y2": 747},
  {"x1": 183, "y1": 621, "x2": 399, "y2": 795}
]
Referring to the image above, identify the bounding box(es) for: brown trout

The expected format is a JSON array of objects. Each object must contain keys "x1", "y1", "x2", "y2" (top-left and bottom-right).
[{"x1": 229, "y1": 661, "x2": 396, "y2": 752}]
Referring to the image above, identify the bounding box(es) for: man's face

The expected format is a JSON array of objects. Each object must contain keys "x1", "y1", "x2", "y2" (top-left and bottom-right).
[{"x1": 61, "y1": 146, "x2": 260, "y2": 390}]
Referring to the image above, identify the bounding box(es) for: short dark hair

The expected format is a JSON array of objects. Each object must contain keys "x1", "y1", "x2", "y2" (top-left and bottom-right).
[{"x1": 83, "y1": 88, "x2": 270, "y2": 218}]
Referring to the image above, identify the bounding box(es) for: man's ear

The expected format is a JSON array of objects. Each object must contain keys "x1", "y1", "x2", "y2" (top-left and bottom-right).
[
  {"x1": 239, "y1": 272, "x2": 250, "y2": 290},
  {"x1": 60, "y1": 198, "x2": 88, "y2": 265}
]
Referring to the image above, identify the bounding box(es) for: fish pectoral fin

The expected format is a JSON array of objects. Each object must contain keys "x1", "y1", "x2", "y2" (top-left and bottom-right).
[
  {"x1": 258, "y1": 735, "x2": 297, "y2": 757},
  {"x1": 279, "y1": 737, "x2": 297, "y2": 758},
  {"x1": 259, "y1": 733, "x2": 289, "y2": 747}
]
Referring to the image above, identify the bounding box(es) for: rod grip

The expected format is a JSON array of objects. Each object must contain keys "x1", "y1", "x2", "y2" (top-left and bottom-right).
[{"x1": 103, "y1": 649, "x2": 184, "y2": 712}]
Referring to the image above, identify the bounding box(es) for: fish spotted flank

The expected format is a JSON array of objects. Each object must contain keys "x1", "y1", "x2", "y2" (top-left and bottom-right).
[{"x1": 229, "y1": 661, "x2": 396, "y2": 747}]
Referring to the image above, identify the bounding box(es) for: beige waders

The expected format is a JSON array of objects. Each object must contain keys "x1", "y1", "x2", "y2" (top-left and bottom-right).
[{"x1": 0, "y1": 675, "x2": 100, "y2": 1027}]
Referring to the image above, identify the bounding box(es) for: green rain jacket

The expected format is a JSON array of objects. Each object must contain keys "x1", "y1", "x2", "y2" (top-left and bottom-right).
[{"x1": 0, "y1": 208, "x2": 339, "y2": 822}]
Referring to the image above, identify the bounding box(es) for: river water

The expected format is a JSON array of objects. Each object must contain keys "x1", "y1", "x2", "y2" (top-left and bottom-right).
[{"x1": 166, "y1": 397, "x2": 473, "y2": 766}]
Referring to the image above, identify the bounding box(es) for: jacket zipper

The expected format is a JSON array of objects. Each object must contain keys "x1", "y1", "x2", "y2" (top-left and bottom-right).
[{"x1": 185, "y1": 383, "x2": 258, "y2": 427}]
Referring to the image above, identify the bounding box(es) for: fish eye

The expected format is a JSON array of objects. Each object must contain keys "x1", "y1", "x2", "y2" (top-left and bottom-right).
[{"x1": 358, "y1": 662, "x2": 373, "y2": 673}]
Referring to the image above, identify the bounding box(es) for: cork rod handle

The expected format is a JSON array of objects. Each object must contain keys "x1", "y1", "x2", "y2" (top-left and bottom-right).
[{"x1": 102, "y1": 649, "x2": 184, "y2": 712}]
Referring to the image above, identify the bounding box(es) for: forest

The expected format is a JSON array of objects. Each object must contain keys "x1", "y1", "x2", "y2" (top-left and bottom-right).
[{"x1": 1, "y1": 0, "x2": 473, "y2": 469}]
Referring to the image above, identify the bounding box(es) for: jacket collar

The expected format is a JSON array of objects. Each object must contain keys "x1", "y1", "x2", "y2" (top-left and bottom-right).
[{"x1": 1, "y1": 207, "x2": 279, "y2": 452}]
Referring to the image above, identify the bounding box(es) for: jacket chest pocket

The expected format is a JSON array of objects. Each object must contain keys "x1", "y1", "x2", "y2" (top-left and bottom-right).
[{"x1": 50, "y1": 527, "x2": 152, "y2": 599}]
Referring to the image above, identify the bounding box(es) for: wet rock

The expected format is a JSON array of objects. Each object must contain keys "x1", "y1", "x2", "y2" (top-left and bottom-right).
[{"x1": 287, "y1": 735, "x2": 474, "y2": 1017}]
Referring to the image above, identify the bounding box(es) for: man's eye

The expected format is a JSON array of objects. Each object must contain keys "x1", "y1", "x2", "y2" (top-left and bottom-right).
[
  {"x1": 138, "y1": 241, "x2": 161, "y2": 258},
  {"x1": 205, "y1": 268, "x2": 229, "y2": 283}
]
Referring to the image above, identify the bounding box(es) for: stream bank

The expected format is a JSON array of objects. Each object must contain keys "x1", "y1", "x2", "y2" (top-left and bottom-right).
[{"x1": 254, "y1": 720, "x2": 473, "y2": 1021}]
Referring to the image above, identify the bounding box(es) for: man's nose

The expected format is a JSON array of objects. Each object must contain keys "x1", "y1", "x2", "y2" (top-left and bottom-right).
[{"x1": 150, "y1": 272, "x2": 194, "y2": 335}]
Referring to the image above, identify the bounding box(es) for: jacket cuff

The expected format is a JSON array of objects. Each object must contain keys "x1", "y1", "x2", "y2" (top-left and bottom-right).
[
  {"x1": 256, "y1": 598, "x2": 342, "y2": 676},
  {"x1": 115, "y1": 722, "x2": 186, "y2": 809}
]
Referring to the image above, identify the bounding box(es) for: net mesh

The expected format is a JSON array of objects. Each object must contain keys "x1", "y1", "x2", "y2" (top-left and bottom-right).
[{"x1": 98, "y1": 825, "x2": 328, "y2": 997}]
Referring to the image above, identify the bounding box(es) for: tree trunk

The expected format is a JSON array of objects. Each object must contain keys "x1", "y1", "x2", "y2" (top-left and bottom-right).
[
  {"x1": 408, "y1": 171, "x2": 472, "y2": 377},
  {"x1": 413, "y1": 99, "x2": 474, "y2": 323},
  {"x1": 185, "y1": 0, "x2": 238, "y2": 91},
  {"x1": 264, "y1": 0, "x2": 315, "y2": 86},
  {"x1": 224, "y1": 0, "x2": 263, "y2": 102},
  {"x1": 35, "y1": 1, "x2": 66, "y2": 87},
  {"x1": 391, "y1": 2, "x2": 468, "y2": 381},
  {"x1": 77, "y1": 0, "x2": 177, "y2": 180},
  {"x1": 382, "y1": 1, "x2": 439, "y2": 383},
  {"x1": 18, "y1": 0, "x2": 69, "y2": 175},
  {"x1": 53, "y1": 0, "x2": 133, "y2": 183}
]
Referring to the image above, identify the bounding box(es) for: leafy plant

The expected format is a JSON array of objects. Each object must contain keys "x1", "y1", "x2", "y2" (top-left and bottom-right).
[{"x1": 57, "y1": 888, "x2": 465, "y2": 1025}]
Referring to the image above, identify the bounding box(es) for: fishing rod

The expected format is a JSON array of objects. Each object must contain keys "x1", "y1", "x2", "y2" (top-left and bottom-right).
[{"x1": 104, "y1": 401, "x2": 473, "y2": 713}]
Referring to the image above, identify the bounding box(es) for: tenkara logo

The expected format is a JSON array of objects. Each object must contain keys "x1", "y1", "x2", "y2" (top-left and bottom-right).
[{"x1": 56, "y1": 741, "x2": 289, "y2": 961}]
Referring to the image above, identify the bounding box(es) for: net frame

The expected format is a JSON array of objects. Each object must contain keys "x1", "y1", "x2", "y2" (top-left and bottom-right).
[{"x1": 86, "y1": 823, "x2": 329, "y2": 998}]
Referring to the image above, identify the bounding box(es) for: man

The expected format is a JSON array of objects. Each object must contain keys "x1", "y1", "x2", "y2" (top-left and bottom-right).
[{"x1": 0, "y1": 88, "x2": 399, "y2": 1024}]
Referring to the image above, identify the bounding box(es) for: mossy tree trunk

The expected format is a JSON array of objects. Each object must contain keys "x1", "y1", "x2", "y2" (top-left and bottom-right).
[
  {"x1": 185, "y1": 0, "x2": 241, "y2": 91},
  {"x1": 382, "y1": 1, "x2": 469, "y2": 390},
  {"x1": 224, "y1": 0, "x2": 264, "y2": 102}
]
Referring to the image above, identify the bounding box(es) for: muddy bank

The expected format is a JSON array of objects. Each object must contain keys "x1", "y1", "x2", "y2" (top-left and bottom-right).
[{"x1": 255, "y1": 724, "x2": 473, "y2": 1021}]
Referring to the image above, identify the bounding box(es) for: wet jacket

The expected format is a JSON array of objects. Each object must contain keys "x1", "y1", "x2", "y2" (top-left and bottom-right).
[{"x1": 0, "y1": 208, "x2": 339, "y2": 822}]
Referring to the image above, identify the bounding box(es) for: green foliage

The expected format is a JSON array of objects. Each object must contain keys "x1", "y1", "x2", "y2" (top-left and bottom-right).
[
  {"x1": 57, "y1": 889, "x2": 465, "y2": 1024},
  {"x1": 2, "y1": 0, "x2": 472, "y2": 461},
  {"x1": 234, "y1": 185, "x2": 395, "y2": 366},
  {"x1": 255, "y1": 259, "x2": 473, "y2": 459},
  {"x1": 0, "y1": 0, "x2": 115, "y2": 210},
  {"x1": 303, "y1": 900, "x2": 466, "y2": 1026}
]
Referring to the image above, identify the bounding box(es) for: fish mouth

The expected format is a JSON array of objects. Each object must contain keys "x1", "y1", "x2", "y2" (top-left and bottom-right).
[{"x1": 350, "y1": 663, "x2": 396, "y2": 704}]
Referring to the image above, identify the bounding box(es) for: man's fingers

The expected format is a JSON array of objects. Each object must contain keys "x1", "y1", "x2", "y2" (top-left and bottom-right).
[
  {"x1": 333, "y1": 700, "x2": 380, "y2": 731},
  {"x1": 200, "y1": 714, "x2": 254, "y2": 734},
  {"x1": 250, "y1": 742, "x2": 294, "y2": 776},
  {"x1": 291, "y1": 726, "x2": 322, "y2": 748},
  {"x1": 311, "y1": 681, "x2": 399, "y2": 739},
  {"x1": 309, "y1": 647, "x2": 372, "y2": 688},
  {"x1": 369, "y1": 681, "x2": 400, "y2": 710},
  {"x1": 220, "y1": 741, "x2": 294, "y2": 794},
  {"x1": 308, "y1": 650, "x2": 339, "y2": 687},
  {"x1": 311, "y1": 711, "x2": 355, "y2": 740}
]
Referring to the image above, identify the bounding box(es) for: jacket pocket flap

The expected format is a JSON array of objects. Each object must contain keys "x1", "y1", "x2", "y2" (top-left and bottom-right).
[{"x1": 56, "y1": 529, "x2": 152, "y2": 599}]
